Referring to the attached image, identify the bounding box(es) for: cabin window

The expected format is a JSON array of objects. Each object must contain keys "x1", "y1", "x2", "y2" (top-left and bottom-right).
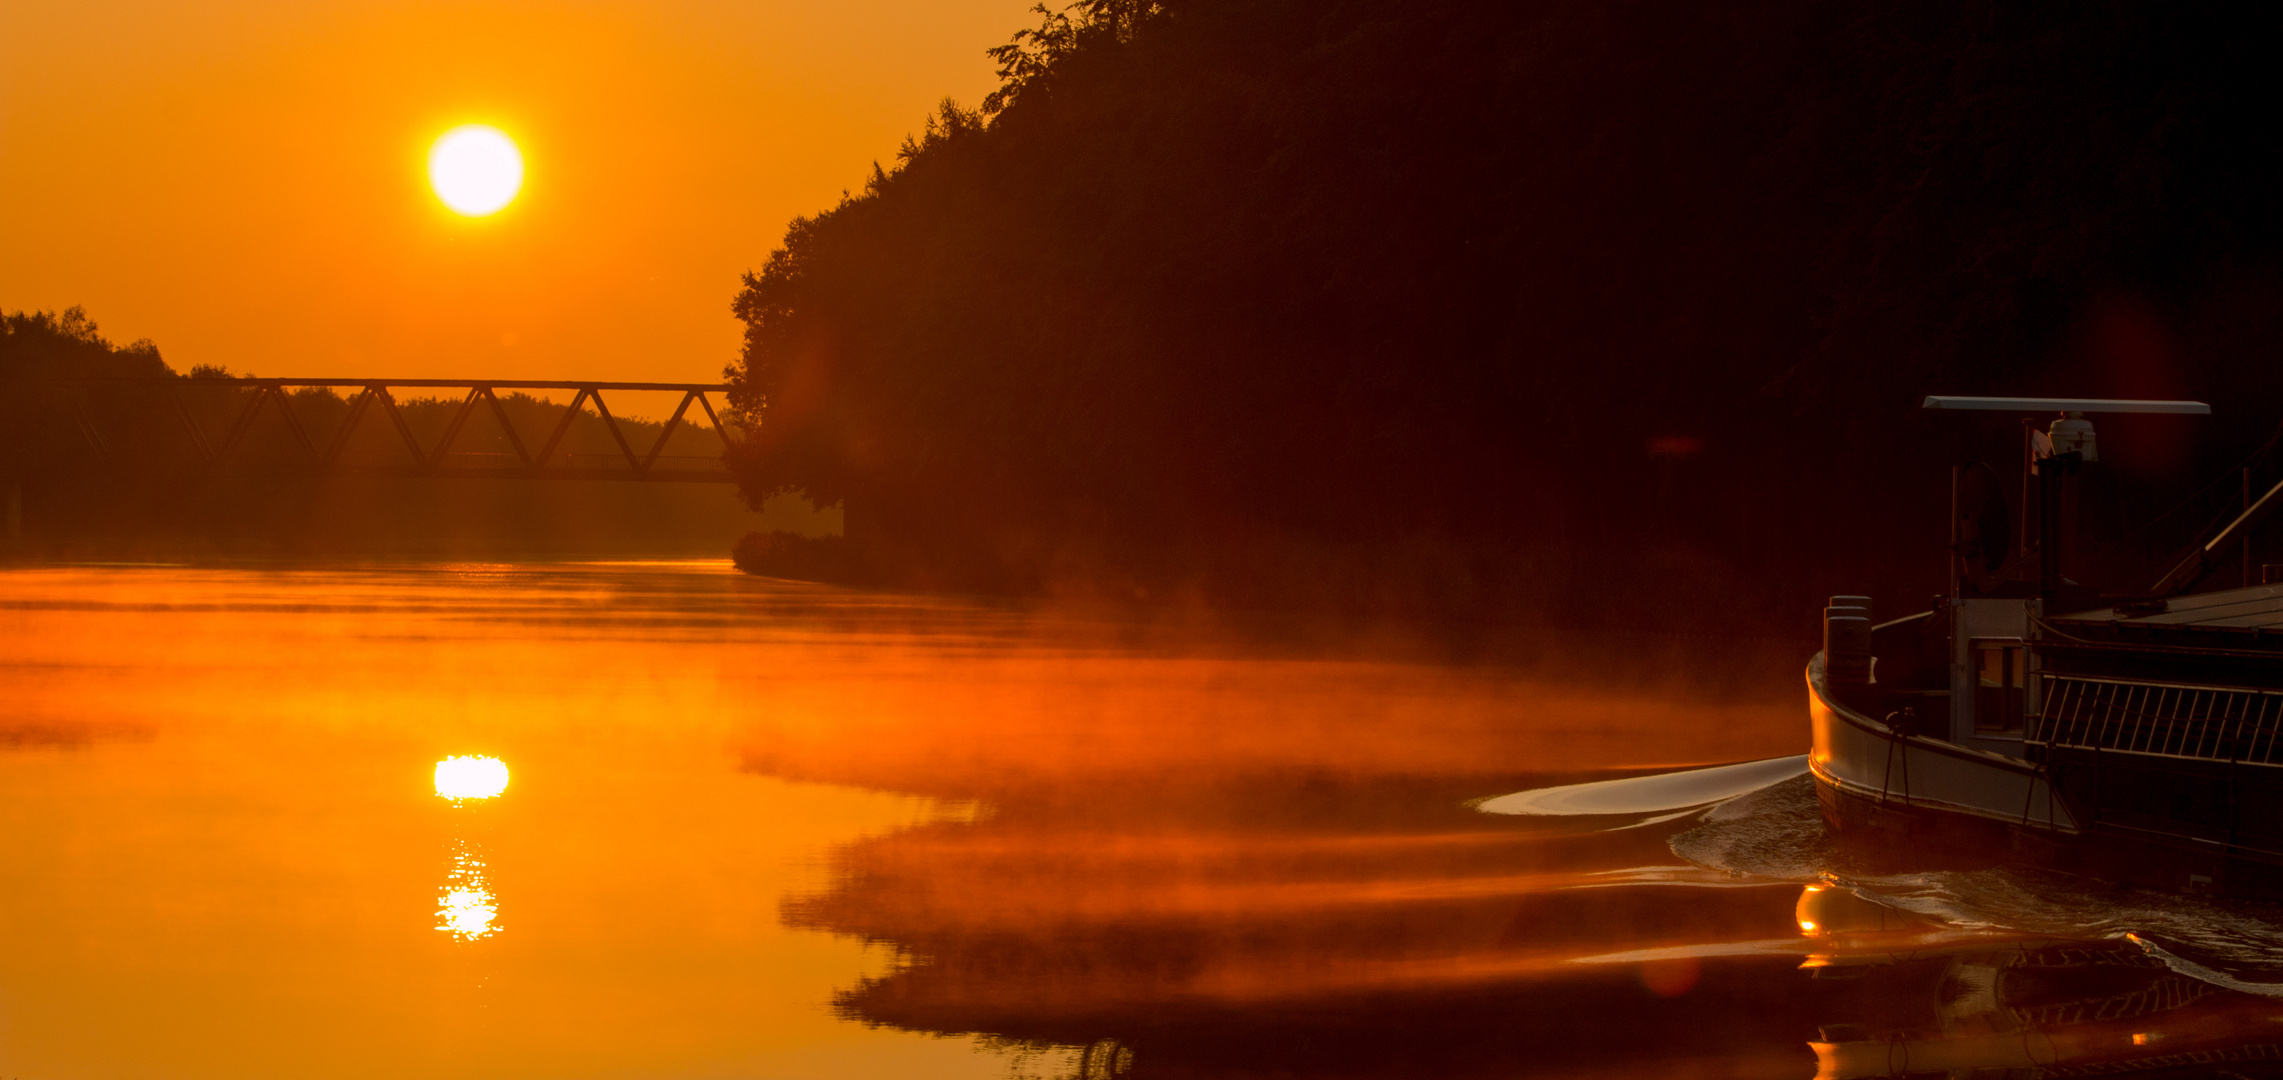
[{"x1": 1974, "y1": 641, "x2": 2027, "y2": 734}]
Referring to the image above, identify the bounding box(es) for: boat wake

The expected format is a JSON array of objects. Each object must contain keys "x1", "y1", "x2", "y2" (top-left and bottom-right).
[
  {"x1": 1670, "y1": 771, "x2": 2283, "y2": 994},
  {"x1": 1472, "y1": 755, "x2": 1808, "y2": 817}
]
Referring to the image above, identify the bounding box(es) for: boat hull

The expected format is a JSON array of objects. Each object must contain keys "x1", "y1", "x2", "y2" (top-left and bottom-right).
[
  {"x1": 1807, "y1": 656, "x2": 2283, "y2": 897},
  {"x1": 1806, "y1": 656, "x2": 2074, "y2": 832}
]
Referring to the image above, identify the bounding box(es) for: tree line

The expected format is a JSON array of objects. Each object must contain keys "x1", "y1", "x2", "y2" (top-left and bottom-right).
[
  {"x1": 723, "y1": 0, "x2": 2283, "y2": 633},
  {"x1": 1, "y1": 307, "x2": 741, "y2": 554}
]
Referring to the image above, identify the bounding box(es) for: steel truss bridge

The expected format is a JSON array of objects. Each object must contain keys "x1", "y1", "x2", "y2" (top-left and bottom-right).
[{"x1": 66, "y1": 378, "x2": 739, "y2": 484}]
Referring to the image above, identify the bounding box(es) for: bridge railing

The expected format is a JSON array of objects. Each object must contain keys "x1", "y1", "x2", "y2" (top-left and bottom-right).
[{"x1": 64, "y1": 378, "x2": 742, "y2": 484}]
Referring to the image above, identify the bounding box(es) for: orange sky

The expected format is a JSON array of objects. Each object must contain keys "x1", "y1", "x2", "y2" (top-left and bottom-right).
[{"x1": 0, "y1": 0, "x2": 1034, "y2": 383}]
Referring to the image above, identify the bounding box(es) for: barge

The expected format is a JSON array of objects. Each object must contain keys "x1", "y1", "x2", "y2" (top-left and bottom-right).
[{"x1": 1808, "y1": 395, "x2": 2283, "y2": 896}]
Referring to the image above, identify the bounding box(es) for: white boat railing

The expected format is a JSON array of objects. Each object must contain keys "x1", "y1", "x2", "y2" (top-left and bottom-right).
[{"x1": 2032, "y1": 674, "x2": 2283, "y2": 765}]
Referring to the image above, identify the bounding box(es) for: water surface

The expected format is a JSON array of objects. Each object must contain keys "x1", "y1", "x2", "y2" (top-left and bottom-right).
[{"x1": 6, "y1": 562, "x2": 2281, "y2": 1078}]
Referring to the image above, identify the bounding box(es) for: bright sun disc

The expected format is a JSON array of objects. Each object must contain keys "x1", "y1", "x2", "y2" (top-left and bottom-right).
[
  {"x1": 435, "y1": 755, "x2": 510, "y2": 799},
  {"x1": 428, "y1": 125, "x2": 523, "y2": 216}
]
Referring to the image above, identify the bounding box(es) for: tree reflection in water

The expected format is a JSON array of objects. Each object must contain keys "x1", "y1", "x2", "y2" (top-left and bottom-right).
[
  {"x1": 770, "y1": 744, "x2": 2283, "y2": 1077},
  {"x1": 782, "y1": 781, "x2": 1819, "y2": 1076}
]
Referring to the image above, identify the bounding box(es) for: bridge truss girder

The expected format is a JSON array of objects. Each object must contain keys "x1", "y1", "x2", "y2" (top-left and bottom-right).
[{"x1": 70, "y1": 378, "x2": 741, "y2": 484}]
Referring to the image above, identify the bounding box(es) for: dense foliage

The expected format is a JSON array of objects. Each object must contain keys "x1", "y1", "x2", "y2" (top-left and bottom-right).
[
  {"x1": 2, "y1": 308, "x2": 173, "y2": 475},
  {"x1": 2, "y1": 308, "x2": 746, "y2": 556},
  {"x1": 733, "y1": 0, "x2": 2282, "y2": 627}
]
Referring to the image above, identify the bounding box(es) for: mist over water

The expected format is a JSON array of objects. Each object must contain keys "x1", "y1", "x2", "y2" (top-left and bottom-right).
[{"x1": 4, "y1": 562, "x2": 2282, "y2": 1078}]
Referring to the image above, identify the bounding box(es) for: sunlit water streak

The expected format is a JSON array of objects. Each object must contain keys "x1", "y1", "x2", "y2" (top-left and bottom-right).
[{"x1": 439, "y1": 839, "x2": 501, "y2": 941}]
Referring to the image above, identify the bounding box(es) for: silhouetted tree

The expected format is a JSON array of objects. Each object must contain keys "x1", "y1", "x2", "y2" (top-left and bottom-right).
[
  {"x1": 721, "y1": 0, "x2": 2278, "y2": 626},
  {"x1": 1, "y1": 308, "x2": 171, "y2": 476}
]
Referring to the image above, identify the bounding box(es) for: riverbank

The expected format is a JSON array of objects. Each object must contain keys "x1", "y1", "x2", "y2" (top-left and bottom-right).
[{"x1": 1, "y1": 478, "x2": 837, "y2": 564}]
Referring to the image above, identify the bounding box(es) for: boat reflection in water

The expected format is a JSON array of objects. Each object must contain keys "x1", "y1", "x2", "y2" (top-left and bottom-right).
[{"x1": 1800, "y1": 882, "x2": 2283, "y2": 1078}]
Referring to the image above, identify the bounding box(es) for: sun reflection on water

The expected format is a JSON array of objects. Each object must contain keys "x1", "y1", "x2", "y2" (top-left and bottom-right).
[
  {"x1": 438, "y1": 841, "x2": 500, "y2": 941},
  {"x1": 434, "y1": 755, "x2": 509, "y2": 800},
  {"x1": 433, "y1": 757, "x2": 507, "y2": 940}
]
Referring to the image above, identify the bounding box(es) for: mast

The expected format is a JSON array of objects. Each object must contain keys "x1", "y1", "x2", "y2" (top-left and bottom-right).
[{"x1": 1924, "y1": 396, "x2": 2211, "y2": 603}]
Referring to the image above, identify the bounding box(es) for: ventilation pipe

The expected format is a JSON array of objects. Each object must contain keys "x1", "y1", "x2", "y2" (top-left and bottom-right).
[{"x1": 1825, "y1": 596, "x2": 1872, "y2": 685}]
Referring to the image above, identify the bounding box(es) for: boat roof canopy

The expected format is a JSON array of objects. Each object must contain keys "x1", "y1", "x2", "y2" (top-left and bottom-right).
[
  {"x1": 1923, "y1": 395, "x2": 2211, "y2": 414},
  {"x1": 2061, "y1": 584, "x2": 2283, "y2": 630}
]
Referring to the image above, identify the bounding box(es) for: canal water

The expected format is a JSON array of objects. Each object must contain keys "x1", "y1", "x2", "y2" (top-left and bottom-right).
[{"x1": 4, "y1": 561, "x2": 2282, "y2": 1078}]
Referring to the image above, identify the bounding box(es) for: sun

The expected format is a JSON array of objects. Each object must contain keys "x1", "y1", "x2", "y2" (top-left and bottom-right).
[{"x1": 428, "y1": 125, "x2": 524, "y2": 216}]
